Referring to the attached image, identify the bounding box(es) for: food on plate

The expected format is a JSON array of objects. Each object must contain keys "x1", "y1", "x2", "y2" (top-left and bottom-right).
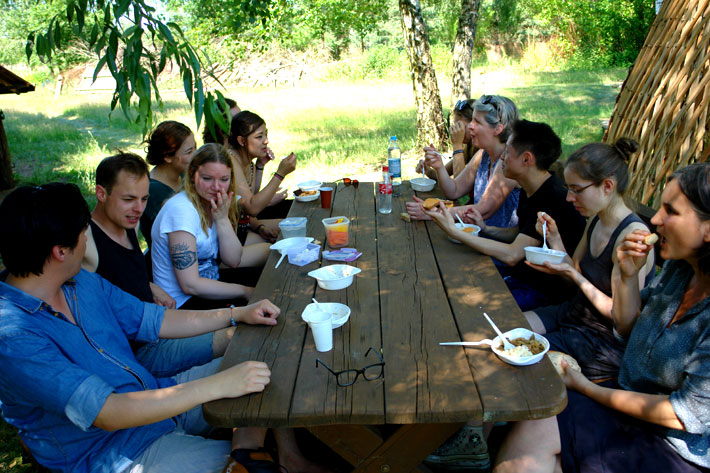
[
  {"x1": 400, "y1": 212, "x2": 412, "y2": 222},
  {"x1": 548, "y1": 351, "x2": 581, "y2": 376},
  {"x1": 644, "y1": 233, "x2": 659, "y2": 245},
  {"x1": 300, "y1": 190, "x2": 317, "y2": 196},
  {"x1": 498, "y1": 334, "x2": 546, "y2": 356},
  {"x1": 423, "y1": 198, "x2": 454, "y2": 210}
]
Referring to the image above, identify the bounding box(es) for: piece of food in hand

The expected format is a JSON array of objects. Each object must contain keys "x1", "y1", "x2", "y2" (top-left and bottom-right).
[
  {"x1": 400, "y1": 212, "x2": 411, "y2": 222},
  {"x1": 423, "y1": 198, "x2": 454, "y2": 210},
  {"x1": 644, "y1": 233, "x2": 659, "y2": 245},
  {"x1": 548, "y1": 351, "x2": 581, "y2": 376}
]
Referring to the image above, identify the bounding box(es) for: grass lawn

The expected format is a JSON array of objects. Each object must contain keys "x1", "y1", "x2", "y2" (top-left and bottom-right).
[{"x1": 0, "y1": 65, "x2": 626, "y2": 472}]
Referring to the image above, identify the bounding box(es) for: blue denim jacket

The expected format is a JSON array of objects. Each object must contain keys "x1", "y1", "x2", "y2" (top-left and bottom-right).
[{"x1": 0, "y1": 270, "x2": 175, "y2": 472}]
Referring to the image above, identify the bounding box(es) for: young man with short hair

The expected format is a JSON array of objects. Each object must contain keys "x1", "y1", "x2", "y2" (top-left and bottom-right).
[{"x1": 425, "y1": 119, "x2": 586, "y2": 310}]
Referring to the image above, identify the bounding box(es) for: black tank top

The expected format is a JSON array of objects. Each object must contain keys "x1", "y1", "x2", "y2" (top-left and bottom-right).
[{"x1": 90, "y1": 220, "x2": 153, "y2": 303}]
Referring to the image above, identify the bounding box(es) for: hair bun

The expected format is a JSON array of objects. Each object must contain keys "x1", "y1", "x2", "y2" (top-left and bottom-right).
[{"x1": 613, "y1": 138, "x2": 638, "y2": 162}]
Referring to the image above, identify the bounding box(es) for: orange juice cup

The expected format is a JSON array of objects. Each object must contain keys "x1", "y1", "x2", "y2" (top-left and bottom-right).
[{"x1": 322, "y1": 216, "x2": 350, "y2": 248}]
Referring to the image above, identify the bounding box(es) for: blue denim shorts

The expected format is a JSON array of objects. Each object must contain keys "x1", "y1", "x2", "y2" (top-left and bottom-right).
[{"x1": 134, "y1": 333, "x2": 214, "y2": 378}]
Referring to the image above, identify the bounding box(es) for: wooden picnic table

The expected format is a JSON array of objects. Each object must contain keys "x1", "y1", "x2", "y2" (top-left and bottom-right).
[{"x1": 203, "y1": 181, "x2": 567, "y2": 472}]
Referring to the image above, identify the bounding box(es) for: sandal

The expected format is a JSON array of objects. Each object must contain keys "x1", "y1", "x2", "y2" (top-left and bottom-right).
[{"x1": 223, "y1": 448, "x2": 286, "y2": 473}]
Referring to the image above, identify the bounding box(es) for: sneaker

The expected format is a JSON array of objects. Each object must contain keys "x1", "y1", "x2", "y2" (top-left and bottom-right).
[
  {"x1": 423, "y1": 425, "x2": 490, "y2": 471},
  {"x1": 223, "y1": 448, "x2": 282, "y2": 473}
]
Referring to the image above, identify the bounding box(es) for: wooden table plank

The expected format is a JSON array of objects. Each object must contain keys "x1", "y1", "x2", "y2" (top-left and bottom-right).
[
  {"x1": 415, "y1": 183, "x2": 568, "y2": 421},
  {"x1": 378, "y1": 185, "x2": 483, "y2": 424},
  {"x1": 290, "y1": 182, "x2": 386, "y2": 425}
]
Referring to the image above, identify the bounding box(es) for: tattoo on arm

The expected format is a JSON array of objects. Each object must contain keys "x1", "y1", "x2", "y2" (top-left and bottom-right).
[{"x1": 170, "y1": 242, "x2": 197, "y2": 270}]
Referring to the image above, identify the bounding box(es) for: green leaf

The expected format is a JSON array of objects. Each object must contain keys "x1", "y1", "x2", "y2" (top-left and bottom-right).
[
  {"x1": 54, "y1": 22, "x2": 62, "y2": 49},
  {"x1": 67, "y1": 1, "x2": 74, "y2": 22},
  {"x1": 89, "y1": 22, "x2": 99, "y2": 47},
  {"x1": 158, "y1": 22, "x2": 175, "y2": 45},
  {"x1": 93, "y1": 55, "x2": 107, "y2": 82},
  {"x1": 75, "y1": 4, "x2": 85, "y2": 31},
  {"x1": 194, "y1": 79, "x2": 205, "y2": 127},
  {"x1": 204, "y1": 94, "x2": 217, "y2": 143},
  {"x1": 183, "y1": 69, "x2": 193, "y2": 105},
  {"x1": 115, "y1": 0, "x2": 131, "y2": 20},
  {"x1": 25, "y1": 33, "x2": 35, "y2": 62},
  {"x1": 186, "y1": 47, "x2": 201, "y2": 77}
]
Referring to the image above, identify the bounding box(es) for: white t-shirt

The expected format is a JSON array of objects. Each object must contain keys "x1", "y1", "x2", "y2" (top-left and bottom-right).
[{"x1": 151, "y1": 192, "x2": 219, "y2": 308}]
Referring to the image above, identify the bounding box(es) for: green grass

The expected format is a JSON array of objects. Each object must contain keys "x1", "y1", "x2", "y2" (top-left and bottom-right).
[{"x1": 0, "y1": 65, "x2": 627, "y2": 472}]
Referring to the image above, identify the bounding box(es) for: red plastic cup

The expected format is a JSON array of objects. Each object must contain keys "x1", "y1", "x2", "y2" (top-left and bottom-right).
[{"x1": 320, "y1": 187, "x2": 333, "y2": 209}]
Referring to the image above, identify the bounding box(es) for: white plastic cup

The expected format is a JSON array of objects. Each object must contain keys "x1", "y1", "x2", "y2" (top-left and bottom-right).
[{"x1": 308, "y1": 310, "x2": 333, "y2": 352}]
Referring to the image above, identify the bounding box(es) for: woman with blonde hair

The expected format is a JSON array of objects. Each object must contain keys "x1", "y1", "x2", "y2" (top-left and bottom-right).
[{"x1": 151, "y1": 143, "x2": 268, "y2": 309}]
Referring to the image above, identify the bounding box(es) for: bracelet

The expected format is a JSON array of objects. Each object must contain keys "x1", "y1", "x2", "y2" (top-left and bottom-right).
[
  {"x1": 229, "y1": 306, "x2": 238, "y2": 327},
  {"x1": 452, "y1": 149, "x2": 464, "y2": 155},
  {"x1": 274, "y1": 173, "x2": 284, "y2": 181}
]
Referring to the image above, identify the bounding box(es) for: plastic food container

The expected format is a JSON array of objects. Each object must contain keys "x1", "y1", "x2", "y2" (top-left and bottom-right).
[
  {"x1": 307, "y1": 264, "x2": 362, "y2": 290},
  {"x1": 322, "y1": 216, "x2": 350, "y2": 248},
  {"x1": 448, "y1": 223, "x2": 481, "y2": 243},
  {"x1": 490, "y1": 328, "x2": 550, "y2": 366},
  {"x1": 411, "y1": 177, "x2": 436, "y2": 192},
  {"x1": 524, "y1": 246, "x2": 566, "y2": 265},
  {"x1": 279, "y1": 217, "x2": 307, "y2": 238},
  {"x1": 297, "y1": 180, "x2": 322, "y2": 191}
]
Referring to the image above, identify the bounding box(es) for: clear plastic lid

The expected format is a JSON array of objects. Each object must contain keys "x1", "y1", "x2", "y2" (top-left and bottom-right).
[{"x1": 279, "y1": 217, "x2": 307, "y2": 228}]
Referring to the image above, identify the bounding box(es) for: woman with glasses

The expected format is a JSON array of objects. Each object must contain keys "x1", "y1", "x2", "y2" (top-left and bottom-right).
[
  {"x1": 495, "y1": 162, "x2": 710, "y2": 473},
  {"x1": 523, "y1": 138, "x2": 655, "y2": 380},
  {"x1": 227, "y1": 111, "x2": 297, "y2": 245},
  {"x1": 416, "y1": 98, "x2": 477, "y2": 180},
  {"x1": 407, "y1": 94, "x2": 521, "y2": 228}
]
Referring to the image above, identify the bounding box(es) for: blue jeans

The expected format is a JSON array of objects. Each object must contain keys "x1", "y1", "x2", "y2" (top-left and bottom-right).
[{"x1": 135, "y1": 333, "x2": 215, "y2": 378}]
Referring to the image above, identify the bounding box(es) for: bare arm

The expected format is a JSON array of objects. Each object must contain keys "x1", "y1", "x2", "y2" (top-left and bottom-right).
[
  {"x1": 168, "y1": 231, "x2": 251, "y2": 300},
  {"x1": 94, "y1": 360, "x2": 270, "y2": 431},
  {"x1": 210, "y1": 190, "x2": 243, "y2": 268},
  {"x1": 433, "y1": 149, "x2": 480, "y2": 199},
  {"x1": 236, "y1": 154, "x2": 296, "y2": 216},
  {"x1": 81, "y1": 225, "x2": 99, "y2": 272},
  {"x1": 471, "y1": 164, "x2": 518, "y2": 220}
]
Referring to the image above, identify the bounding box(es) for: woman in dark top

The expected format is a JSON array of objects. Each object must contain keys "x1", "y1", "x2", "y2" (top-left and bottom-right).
[
  {"x1": 524, "y1": 138, "x2": 655, "y2": 379},
  {"x1": 139, "y1": 120, "x2": 196, "y2": 247}
]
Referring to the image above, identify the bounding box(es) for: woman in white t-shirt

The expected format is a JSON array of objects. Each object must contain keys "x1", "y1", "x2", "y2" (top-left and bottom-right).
[{"x1": 151, "y1": 144, "x2": 267, "y2": 309}]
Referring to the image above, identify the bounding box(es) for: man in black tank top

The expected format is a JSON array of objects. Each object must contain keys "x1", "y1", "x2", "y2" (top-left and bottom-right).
[{"x1": 82, "y1": 153, "x2": 234, "y2": 377}]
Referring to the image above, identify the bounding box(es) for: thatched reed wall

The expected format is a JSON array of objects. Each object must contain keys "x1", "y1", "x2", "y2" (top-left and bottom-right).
[{"x1": 605, "y1": 0, "x2": 710, "y2": 207}]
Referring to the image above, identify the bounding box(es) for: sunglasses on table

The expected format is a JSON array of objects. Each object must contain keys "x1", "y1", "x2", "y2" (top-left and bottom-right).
[
  {"x1": 316, "y1": 347, "x2": 385, "y2": 387},
  {"x1": 339, "y1": 178, "x2": 359, "y2": 188}
]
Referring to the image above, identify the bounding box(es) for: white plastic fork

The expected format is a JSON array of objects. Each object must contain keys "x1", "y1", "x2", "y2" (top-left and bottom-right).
[{"x1": 483, "y1": 312, "x2": 515, "y2": 350}]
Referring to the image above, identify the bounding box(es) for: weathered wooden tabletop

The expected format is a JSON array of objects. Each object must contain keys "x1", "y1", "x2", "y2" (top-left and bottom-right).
[{"x1": 204, "y1": 180, "x2": 566, "y2": 472}]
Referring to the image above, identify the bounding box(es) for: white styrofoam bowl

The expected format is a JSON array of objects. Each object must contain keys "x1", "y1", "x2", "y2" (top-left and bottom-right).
[
  {"x1": 524, "y1": 246, "x2": 566, "y2": 265},
  {"x1": 297, "y1": 180, "x2": 322, "y2": 191},
  {"x1": 448, "y1": 223, "x2": 481, "y2": 243},
  {"x1": 295, "y1": 190, "x2": 320, "y2": 202},
  {"x1": 411, "y1": 177, "x2": 436, "y2": 192},
  {"x1": 301, "y1": 302, "x2": 351, "y2": 328},
  {"x1": 490, "y1": 328, "x2": 550, "y2": 366},
  {"x1": 307, "y1": 264, "x2": 362, "y2": 290}
]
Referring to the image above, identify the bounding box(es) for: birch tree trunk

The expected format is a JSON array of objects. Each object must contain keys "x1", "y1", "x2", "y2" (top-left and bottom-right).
[
  {"x1": 398, "y1": 0, "x2": 448, "y2": 150},
  {"x1": 451, "y1": 0, "x2": 481, "y2": 107},
  {"x1": 0, "y1": 112, "x2": 14, "y2": 191}
]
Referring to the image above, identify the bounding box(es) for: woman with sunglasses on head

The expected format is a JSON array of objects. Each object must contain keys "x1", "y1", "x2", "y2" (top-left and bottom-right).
[
  {"x1": 227, "y1": 111, "x2": 297, "y2": 245},
  {"x1": 523, "y1": 139, "x2": 655, "y2": 380},
  {"x1": 407, "y1": 94, "x2": 521, "y2": 228},
  {"x1": 494, "y1": 162, "x2": 710, "y2": 473},
  {"x1": 416, "y1": 99, "x2": 478, "y2": 180},
  {"x1": 151, "y1": 144, "x2": 270, "y2": 310},
  {"x1": 140, "y1": 120, "x2": 197, "y2": 248}
]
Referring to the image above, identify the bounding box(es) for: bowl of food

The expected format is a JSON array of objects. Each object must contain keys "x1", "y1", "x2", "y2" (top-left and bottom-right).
[
  {"x1": 411, "y1": 177, "x2": 436, "y2": 192},
  {"x1": 307, "y1": 264, "x2": 362, "y2": 290},
  {"x1": 524, "y1": 246, "x2": 566, "y2": 265},
  {"x1": 301, "y1": 302, "x2": 351, "y2": 328},
  {"x1": 490, "y1": 328, "x2": 550, "y2": 366},
  {"x1": 448, "y1": 222, "x2": 481, "y2": 243},
  {"x1": 295, "y1": 190, "x2": 320, "y2": 202},
  {"x1": 270, "y1": 237, "x2": 314, "y2": 255},
  {"x1": 297, "y1": 180, "x2": 322, "y2": 192}
]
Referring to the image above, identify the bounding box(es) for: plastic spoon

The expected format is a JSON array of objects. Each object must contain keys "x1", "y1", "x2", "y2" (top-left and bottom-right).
[
  {"x1": 312, "y1": 298, "x2": 327, "y2": 312},
  {"x1": 483, "y1": 312, "x2": 515, "y2": 350},
  {"x1": 274, "y1": 252, "x2": 287, "y2": 269},
  {"x1": 456, "y1": 214, "x2": 465, "y2": 226},
  {"x1": 440, "y1": 339, "x2": 496, "y2": 347},
  {"x1": 541, "y1": 211, "x2": 549, "y2": 251}
]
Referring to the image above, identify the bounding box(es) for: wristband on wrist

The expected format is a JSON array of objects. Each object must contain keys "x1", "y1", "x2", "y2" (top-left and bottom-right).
[
  {"x1": 274, "y1": 173, "x2": 284, "y2": 181},
  {"x1": 229, "y1": 306, "x2": 238, "y2": 327},
  {"x1": 452, "y1": 149, "x2": 464, "y2": 156}
]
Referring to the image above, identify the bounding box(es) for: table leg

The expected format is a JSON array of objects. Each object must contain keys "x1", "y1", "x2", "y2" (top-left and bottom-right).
[{"x1": 308, "y1": 423, "x2": 464, "y2": 473}]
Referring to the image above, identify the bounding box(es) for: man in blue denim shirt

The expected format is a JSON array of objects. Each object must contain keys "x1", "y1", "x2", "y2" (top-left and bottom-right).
[{"x1": 0, "y1": 183, "x2": 287, "y2": 472}]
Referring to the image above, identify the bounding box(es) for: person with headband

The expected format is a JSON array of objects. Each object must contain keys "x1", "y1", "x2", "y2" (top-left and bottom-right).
[
  {"x1": 495, "y1": 162, "x2": 710, "y2": 473},
  {"x1": 524, "y1": 139, "x2": 656, "y2": 380},
  {"x1": 227, "y1": 111, "x2": 297, "y2": 244},
  {"x1": 151, "y1": 144, "x2": 270, "y2": 310},
  {"x1": 140, "y1": 120, "x2": 197, "y2": 248},
  {"x1": 408, "y1": 94, "x2": 521, "y2": 229}
]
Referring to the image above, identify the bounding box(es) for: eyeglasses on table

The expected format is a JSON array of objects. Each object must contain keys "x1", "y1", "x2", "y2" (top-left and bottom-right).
[{"x1": 316, "y1": 347, "x2": 384, "y2": 387}]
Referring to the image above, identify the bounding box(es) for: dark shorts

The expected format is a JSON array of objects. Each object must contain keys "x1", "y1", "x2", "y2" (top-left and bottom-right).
[
  {"x1": 535, "y1": 302, "x2": 624, "y2": 380},
  {"x1": 558, "y1": 381, "x2": 710, "y2": 473}
]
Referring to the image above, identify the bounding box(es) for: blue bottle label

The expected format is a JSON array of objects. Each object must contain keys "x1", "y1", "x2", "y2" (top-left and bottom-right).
[{"x1": 388, "y1": 158, "x2": 401, "y2": 178}]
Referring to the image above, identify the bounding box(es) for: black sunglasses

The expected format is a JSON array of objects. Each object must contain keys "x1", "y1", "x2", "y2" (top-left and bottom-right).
[
  {"x1": 316, "y1": 347, "x2": 385, "y2": 387},
  {"x1": 454, "y1": 99, "x2": 473, "y2": 113}
]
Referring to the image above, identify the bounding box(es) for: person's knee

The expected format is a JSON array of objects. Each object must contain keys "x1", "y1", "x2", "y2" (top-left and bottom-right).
[
  {"x1": 524, "y1": 310, "x2": 546, "y2": 333},
  {"x1": 212, "y1": 327, "x2": 236, "y2": 357}
]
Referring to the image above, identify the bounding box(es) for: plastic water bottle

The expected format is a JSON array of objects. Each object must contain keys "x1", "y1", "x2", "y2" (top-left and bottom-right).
[
  {"x1": 378, "y1": 165, "x2": 392, "y2": 214},
  {"x1": 387, "y1": 136, "x2": 402, "y2": 196}
]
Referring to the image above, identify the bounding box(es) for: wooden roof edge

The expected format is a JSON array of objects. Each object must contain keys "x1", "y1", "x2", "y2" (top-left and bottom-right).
[{"x1": 0, "y1": 65, "x2": 36, "y2": 95}]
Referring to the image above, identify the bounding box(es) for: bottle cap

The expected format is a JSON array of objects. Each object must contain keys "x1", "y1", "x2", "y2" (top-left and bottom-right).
[{"x1": 383, "y1": 166, "x2": 389, "y2": 172}]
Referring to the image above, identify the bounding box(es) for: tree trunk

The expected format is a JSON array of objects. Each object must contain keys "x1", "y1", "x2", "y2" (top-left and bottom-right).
[
  {"x1": 451, "y1": 0, "x2": 481, "y2": 107},
  {"x1": 0, "y1": 111, "x2": 14, "y2": 191},
  {"x1": 398, "y1": 0, "x2": 448, "y2": 150}
]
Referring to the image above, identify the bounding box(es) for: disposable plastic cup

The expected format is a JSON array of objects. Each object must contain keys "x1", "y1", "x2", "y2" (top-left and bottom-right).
[
  {"x1": 320, "y1": 187, "x2": 333, "y2": 209},
  {"x1": 308, "y1": 310, "x2": 333, "y2": 352}
]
